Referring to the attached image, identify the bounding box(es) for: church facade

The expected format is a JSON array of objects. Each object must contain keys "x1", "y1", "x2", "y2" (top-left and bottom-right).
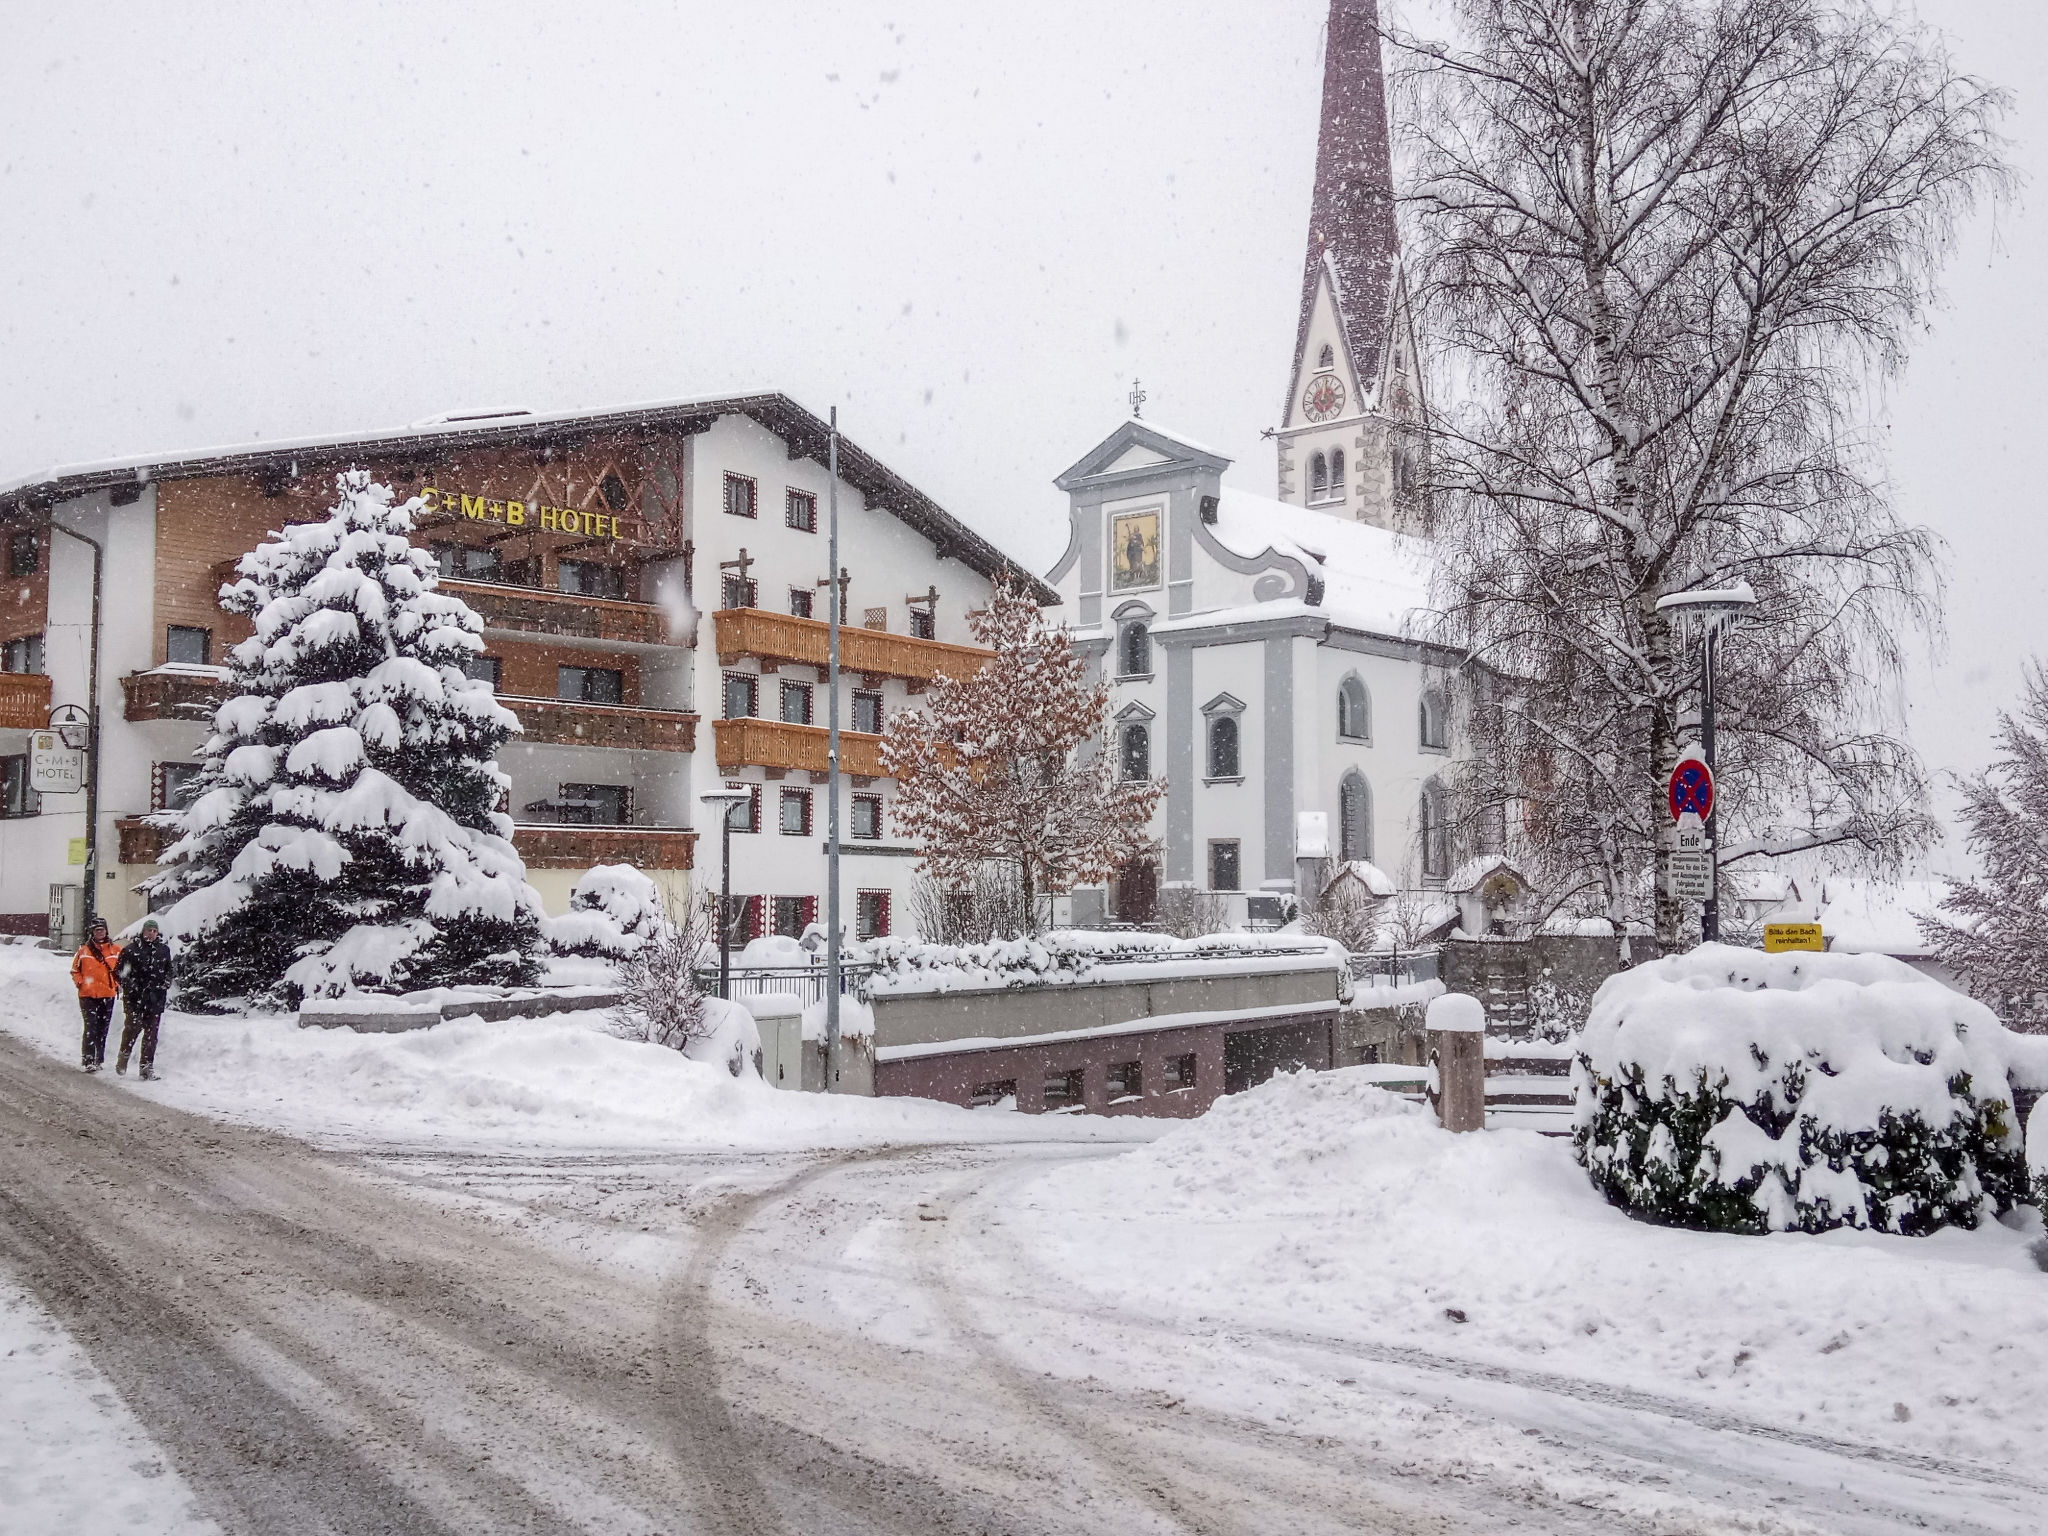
[{"x1": 1047, "y1": 420, "x2": 1459, "y2": 928}]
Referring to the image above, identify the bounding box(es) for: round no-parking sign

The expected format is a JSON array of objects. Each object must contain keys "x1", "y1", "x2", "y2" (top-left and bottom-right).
[{"x1": 1668, "y1": 754, "x2": 1714, "y2": 823}]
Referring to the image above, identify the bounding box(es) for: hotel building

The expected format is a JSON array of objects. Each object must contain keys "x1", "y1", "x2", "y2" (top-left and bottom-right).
[{"x1": 0, "y1": 395, "x2": 1042, "y2": 941}]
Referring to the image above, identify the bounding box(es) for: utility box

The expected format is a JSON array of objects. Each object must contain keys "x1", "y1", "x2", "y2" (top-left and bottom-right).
[
  {"x1": 745, "y1": 992, "x2": 806, "y2": 1091},
  {"x1": 46, "y1": 883, "x2": 82, "y2": 952}
]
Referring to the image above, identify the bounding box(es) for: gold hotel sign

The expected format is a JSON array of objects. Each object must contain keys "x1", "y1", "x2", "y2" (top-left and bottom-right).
[{"x1": 420, "y1": 486, "x2": 627, "y2": 540}]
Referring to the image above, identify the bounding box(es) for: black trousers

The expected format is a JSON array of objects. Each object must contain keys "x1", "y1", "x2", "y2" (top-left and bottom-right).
[
  {"x1": 118, "y1": 994, "x2": 165, "y2": 1073},
  {"x1": 78, "y1": 996, "x2": 116, "y2": 1067}
]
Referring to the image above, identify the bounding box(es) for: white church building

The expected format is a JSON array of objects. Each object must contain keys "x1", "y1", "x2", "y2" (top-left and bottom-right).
[
  {"x1": 1045, "y1": 0, "x2": 1464, "y2": 929},
  {"x1": 1047, "y1": 420, "x2": 1458, "y2": 928}
]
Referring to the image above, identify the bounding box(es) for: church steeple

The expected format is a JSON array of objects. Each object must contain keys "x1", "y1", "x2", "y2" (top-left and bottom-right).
[{"x1": 1277, "y1": 0, "x2": 1415, "y2": 529}]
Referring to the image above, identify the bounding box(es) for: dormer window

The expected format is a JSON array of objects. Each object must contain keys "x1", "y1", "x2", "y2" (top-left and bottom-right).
[{"x1": 1317, "y1": 343, "x2": 1335, "y2": 371}]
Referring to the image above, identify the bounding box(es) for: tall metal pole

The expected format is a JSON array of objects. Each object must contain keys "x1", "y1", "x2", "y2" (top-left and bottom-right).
[
  {"x1": 719, "y1": 808, "x2": 734, "y2": 1000},
  {"x1": 50, "y1": 521, "x2": 105, "y2": 935},
  {"x1": 1700, "y1": 627, "x2": 1719, "y2": 944},
  {"x1": 825, "y1": 408, "x2": 843, "y2": 1086}
]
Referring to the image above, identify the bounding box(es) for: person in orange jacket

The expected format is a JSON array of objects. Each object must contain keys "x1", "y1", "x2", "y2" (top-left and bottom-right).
[{"x1": 71, "y1": 916, "x2": 123, "y2": 1073}]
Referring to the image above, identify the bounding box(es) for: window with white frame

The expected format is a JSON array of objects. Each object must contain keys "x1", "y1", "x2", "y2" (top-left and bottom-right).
[
  {"x1": 1207, "y1": 714, "x2": 1240, "y2": 779},
  {"x1": 1420, "y1": 688, "x2": 1450, "y2": 751}
]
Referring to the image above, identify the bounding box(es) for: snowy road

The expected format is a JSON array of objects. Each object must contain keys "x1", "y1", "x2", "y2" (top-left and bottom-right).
[{"x1": 0, "y1": 1030, "x2": 2035, "y2": 1535}]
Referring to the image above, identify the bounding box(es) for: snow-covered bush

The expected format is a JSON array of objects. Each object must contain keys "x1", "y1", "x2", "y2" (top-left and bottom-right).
[
  {"x1": 149, "y1": 472, "x2": 546, "y2": 1009},
  {"x1": 546, "y1": 865, "x2": 670, "y2": 958},
  {"x1": 611, "y1": 891, "x2": 718, "y2": 1053},
  {"x1": 1575, "y1": 945, "x2": 2041, "y2": 1235}
]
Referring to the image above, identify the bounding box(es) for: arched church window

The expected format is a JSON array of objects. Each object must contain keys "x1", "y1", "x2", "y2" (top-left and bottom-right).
[
  {"x1": 1121, "y1": 723, "x2": 1151, "y2": 782},
  {"x1": 1420, "y1": 780, "x2": 1449, "y2": 878},
  {"x1": 1310, "y1": 452, "x2": 1329, "y2": 500},
  {"x1": 1339, "y1": 771, "x2": 1372, "y2": 862},
  {"x1": 1208, "y1": 715, "x2": 1240, "y2": 779},
  {"x1": 1119, "y1": 620, "x2": 1151, "y2": 677},
  {"x1": 1329, "y1": 449, "x2": 1347, "y2": 496},
  {"x1": 1420, "y1": 688, "x2": 1449, "y2": 751},
  {"x1": 1317, "y1": 343, "x2": 1335, "y2": 370},
  {"x1": 1338, "y1": 675, "x2": 1370, "y2": 740}
]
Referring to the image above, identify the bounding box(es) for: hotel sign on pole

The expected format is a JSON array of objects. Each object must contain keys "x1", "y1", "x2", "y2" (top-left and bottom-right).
[
  {"x1": 420, "y1": 487, "x2": 627, "y2": 540},
  {"x1": 28, "y1": 730, "x2": 84, "y2": 795}
]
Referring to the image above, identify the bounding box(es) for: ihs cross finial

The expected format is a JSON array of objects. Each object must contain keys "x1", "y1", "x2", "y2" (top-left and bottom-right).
[{"x1": 1128, "y1": 379, "x2": 1146, "y2": 419}]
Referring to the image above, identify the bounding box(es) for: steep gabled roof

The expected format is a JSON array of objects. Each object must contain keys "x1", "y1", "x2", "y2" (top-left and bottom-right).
[
  {"x1": 1053, "y1": 418, "x2": 1233, "y2": 491},
  {"x1": 0, "y1": 391, "x2": 1055, "y2": 604},
  {"x1": 1286, "y1": 0, "x2": 1400, "y2": 421}
]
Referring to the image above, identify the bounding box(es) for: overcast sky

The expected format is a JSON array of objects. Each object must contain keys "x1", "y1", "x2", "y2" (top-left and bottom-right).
[{"x1": 2, "y1": 1, "x2": 2039, "y2": 864}]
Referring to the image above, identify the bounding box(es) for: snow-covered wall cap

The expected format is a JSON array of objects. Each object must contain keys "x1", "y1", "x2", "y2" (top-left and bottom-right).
[
  {"x1": 1426, "y1": 993, "x2": 1487, "y2": 1033},
  {"x1": 740, "y1": 991, "x2": 804, "y2": 1020}
]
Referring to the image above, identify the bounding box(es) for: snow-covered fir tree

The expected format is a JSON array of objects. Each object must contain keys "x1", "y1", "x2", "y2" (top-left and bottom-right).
[
  {"x1": 149, "y1": 471, "x2": 547, "y2": 1008},
  {"x1": 880, "y1": 574, "x2": 1162, "y2": 934},
  {"x1": 1921, "y1": 666, "x2": 2048, "y2": 1027}
]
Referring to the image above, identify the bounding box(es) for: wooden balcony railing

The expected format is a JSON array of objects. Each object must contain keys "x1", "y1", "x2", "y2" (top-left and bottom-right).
[
  {"x1": 713, "y1": 608, "x2": 988, "y2": 686},
  {"x1": 513, "y1": 824, "x2": 697, "y2": 871},
  {"x1": 444, "y1": 579, "x2": 686, "y2": 647},
  {"x1": 501, "y1": 697, "x2": 696, "y2": 752},
  {"x1": 714, "y1": 716, "x2": 888, "y2": 778},
  {"x1": 122, "y1": 668, "x2": 231, "y2": 722},
  {"x1": 0, "y1": 671, "x2": 53, "y2": 730},
  {"x1": 117, "y1": 817, "x2": 178, "y2": 866}
]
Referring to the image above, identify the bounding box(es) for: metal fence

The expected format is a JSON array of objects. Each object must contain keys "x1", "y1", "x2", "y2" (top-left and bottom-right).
[
  {"x1": 693, "y1": 963, "x2": 880, "y2": 1007},
  {"x1": 1347, "y1": 948, "x2": 1440, "y2": 991}
]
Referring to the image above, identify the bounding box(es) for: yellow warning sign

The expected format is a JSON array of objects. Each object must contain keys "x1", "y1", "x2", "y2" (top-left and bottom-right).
[{"x1": 1763, "y1": 922, "x2": 1824, "y2": 953}]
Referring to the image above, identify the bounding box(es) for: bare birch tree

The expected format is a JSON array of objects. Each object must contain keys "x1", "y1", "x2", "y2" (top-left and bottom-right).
[
  {"x1": 881, "y1": 576, "x2": 1163, "y2": 934},
  {"x1": 1393, "y1": 0, "x2": 2007, "y2": 946}
]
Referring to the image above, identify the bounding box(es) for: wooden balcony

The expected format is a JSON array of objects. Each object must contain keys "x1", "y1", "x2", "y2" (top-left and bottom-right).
[
  {"x1": 501, "y1": 696, "x2": 697, "y2": 752},
  {"x1": 444, "y1": 579, "x2": 686, "y2": 647},
  {"x1": 714, "y1": 716, "x2": 888, "y2": 778},
  {"x1": 116, "y1": 817, "x2": 178, "y2": 866},
  {"x1": 0, "y1": 671, "x2": 52, "y2": 730},
  {"x1": 513, "y1": 824, "x2": 697, "y2": 871},
  {"x1": 122, "y1": 668, "x2": 231, "y2": 722},
  {"x1": 713, "y1": 608, "x2": 988, "y2": 687}
]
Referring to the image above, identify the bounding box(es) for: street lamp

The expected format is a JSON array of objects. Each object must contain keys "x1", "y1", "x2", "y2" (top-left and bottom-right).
[
  {"x1": 698, "y1": 790, "x2": 754, "y2": 1000},
  {"x1": 1656, "y1": 584, "x2": 1757, "y2": 943}
]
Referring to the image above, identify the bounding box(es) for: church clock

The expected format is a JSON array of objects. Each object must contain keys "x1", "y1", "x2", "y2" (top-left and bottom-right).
[{"x1": 1302, "y1": 373, "x2": 1346, "y2": 423}]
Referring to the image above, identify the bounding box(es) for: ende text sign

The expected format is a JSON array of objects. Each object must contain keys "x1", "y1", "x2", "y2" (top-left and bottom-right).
[{"x1": 420, "y1": 487, "x2": 626, "y2": 541}]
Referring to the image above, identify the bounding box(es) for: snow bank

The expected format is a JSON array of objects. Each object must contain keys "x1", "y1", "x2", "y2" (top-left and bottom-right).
[
  {"x1": 855, "y1": 929, "x2": 1345, "y2": 996},
  {"x1": 0, "y1": 948, "x2": 1152, "y2": 1154},
  {"x1": 1007, "y1": 1065, "x2": 2048, "y2": 1469},
  {"x1": 1576, "y1": 944, "x2": 2038, "y2": 1233}
]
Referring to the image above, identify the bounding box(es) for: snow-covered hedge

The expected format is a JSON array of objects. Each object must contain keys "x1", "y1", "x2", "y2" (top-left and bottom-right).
[
  {"x1": 1575, "y1": 945, "x2": 2047, "y2": 1234},
  {"x1": 853, "y1": 929, "x2": 1346, "y2": 996},
  {"x1": 545, "y1": 865, "x2": 670, "y2": 958}
]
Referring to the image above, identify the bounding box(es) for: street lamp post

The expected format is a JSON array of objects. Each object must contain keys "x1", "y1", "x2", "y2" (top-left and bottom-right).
[
  {"x1": 1656, "y1": 585, "x2": 1758, "y2": 943},
  {"x1": 698, "y1": 790, "x2": 753, "y2": 1000}
]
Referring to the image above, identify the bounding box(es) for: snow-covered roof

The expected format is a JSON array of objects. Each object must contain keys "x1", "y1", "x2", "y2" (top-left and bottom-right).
[
  {"x1": 1446, "y1": 854, "x2": 1525, "y2": 895},
  {"x1": 1813, "y1": 878, "x2": 1948, "y2": 958},
  {"x1": 1206, "y1": 488, "x2": 1434, "y2": 639},
  {"x1": 0, "y1": 389, "x2": 1056, "y2": 604},
  {"x1": 1325, "y1": 859, "x2": 1397, "y2": 898}
]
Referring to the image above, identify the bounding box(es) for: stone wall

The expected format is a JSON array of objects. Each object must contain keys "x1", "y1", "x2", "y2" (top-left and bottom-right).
[{"x1": 1441, "y1": 935, "x2": 1660, "y2": 1039}]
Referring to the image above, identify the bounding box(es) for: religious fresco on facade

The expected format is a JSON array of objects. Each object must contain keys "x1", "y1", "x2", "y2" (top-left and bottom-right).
[{"x1": 1110, "y1": 509, "x2": 1160, "y2": 591}]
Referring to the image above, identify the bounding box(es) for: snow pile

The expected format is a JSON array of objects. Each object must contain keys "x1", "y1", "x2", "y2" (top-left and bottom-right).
[
  {"x1": 1575, "y1": 944, "x2": 2044, "y2": 1234},
  {"x1": 1006, "y1": 1063, "x2": 2048, "y2": 1468},
  {"x1": 545, "y1": 864, "x2": 669, "y2": 958},
  {"x1": 856, "y1": 929, "x2": 1344, "y2": 996}
]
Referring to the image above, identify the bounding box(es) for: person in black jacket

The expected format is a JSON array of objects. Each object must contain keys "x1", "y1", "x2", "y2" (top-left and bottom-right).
[{"x1": 114, "y1": 919, "x2": 175, "y2": 1080}]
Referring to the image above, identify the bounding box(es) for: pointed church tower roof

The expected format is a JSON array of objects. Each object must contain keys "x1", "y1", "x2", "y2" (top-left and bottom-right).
[{"x1": 1288, "y1": 1, "x2": 1399, "y2": 417}]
